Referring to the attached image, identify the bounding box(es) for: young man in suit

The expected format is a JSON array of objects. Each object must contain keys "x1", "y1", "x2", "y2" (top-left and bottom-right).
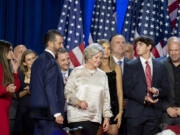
[
  {"x1": 124, "y1": 36, "x2": 169, "y2": 135},
  {"x1": 162, "y1": 36, "x2": 180, "y2": 126},
  {"x1": 30, "y1": 30, "x2": 65, "y2": 135}
]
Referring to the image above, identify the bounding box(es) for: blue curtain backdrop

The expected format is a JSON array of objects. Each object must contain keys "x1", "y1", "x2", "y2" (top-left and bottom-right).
[
  {"x1": 0, "y1": 0, "x2": 128, "y2": 54},
  {"x1": 0, "y1": 0, "x2": 63, "y2": 54}
]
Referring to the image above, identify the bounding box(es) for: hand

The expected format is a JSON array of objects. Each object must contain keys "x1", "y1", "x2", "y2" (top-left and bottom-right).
[
  {"x1": 76, "y1": 100, "x2": 88, "y2": 110},
  {"x1": 24, "y1": 86, "x2": 30, "y2": 94},
  {"x1": 148, "y1": 87, "x2": 159, "y2": 95},
  {"x1": 167, "y1": 107, "x2": 177, "y2": 118},
  {"x1": 55, "y1": 115, "x2": 64, "y2": 124},
  {"x1": 6, "y1": 84, "x2": 16, "y2": 93},
  {"x1": 175, "y1": 107, "x2": 180, "y2": 116},
  {"x1": 114, "y1": 113, "x2": 122, "y2": 128},
  {"x1": 24, "y1": 89, "x2": 31, "y2": 94},
  {"x1": 144, "y1": 95, "x2": 159, "y2": 104},
  {"x1": 10, "y1": 58, "x2": 19, "y2": 73},
  {"x1": 103, "y1": 118, "x2": 110, "y2": 132}
]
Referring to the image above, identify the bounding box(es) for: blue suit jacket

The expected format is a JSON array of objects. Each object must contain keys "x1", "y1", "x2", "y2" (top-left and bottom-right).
[
  {"x1": 30, "y1": 51, "x2": 64, "y2": 120},
  {"x1": 124, "y1": 58, "x2": 169, "y2": 118}
]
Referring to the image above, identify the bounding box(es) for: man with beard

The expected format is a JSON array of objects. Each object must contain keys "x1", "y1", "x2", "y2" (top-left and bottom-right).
[
  {"x1": 30, "y1": 30, "x2": 65, "y2": 135},
  {"x1": 162, "y1": 36, "x2": 180, "y2": 126}
]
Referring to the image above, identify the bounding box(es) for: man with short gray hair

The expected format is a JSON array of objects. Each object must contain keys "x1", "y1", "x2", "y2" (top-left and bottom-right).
[{"x1": 162, "y1": 36, "x2": 180, "y2": 126}]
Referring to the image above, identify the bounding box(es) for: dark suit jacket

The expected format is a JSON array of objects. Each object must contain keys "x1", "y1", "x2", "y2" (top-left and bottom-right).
[
  {"x1": 161, "y1": 57, "x2": 176, "y2": 109},
  {"x1": 30, "y1": 51, "x2": 64, "y2": 120},
  {"x1": 68, "y1": 68, "x2": 73, "y2": 76},
  {"x1": 124, "y1": 58, "x2": 169, "y2": 118}
]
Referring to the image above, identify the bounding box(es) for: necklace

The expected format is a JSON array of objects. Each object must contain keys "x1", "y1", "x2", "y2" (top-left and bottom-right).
[{"x1": 84, "y1": 65, "x2": 97, "y2": 76}]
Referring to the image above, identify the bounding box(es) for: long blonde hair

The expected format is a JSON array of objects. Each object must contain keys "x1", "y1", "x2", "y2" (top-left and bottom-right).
[{"x1": 98, "y1": 39, "x2": 116, "y2": 71}]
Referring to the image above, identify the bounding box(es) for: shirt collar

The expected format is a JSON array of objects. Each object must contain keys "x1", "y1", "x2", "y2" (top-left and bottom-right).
[
  {"x1": 140, "y1": 56, "x2": 152, "y2": 64},
  {"x1": 112, "y1": 56, "x2": 124, "y2": 63},
  {"x1": 45, "y1": 49, "x2": 55, "y2": 58}
]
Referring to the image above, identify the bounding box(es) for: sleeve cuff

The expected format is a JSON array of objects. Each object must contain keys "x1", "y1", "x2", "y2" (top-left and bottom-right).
[{"x1": 54, "y1": 113, "x2": 61, "y2": 118}]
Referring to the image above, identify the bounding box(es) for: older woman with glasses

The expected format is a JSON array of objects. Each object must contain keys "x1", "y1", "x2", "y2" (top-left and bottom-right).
[{"x1": 65, "y1": 43, "x2": 112, "y2": 135}]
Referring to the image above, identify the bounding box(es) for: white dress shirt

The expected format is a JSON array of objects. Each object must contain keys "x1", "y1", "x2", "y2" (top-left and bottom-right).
[
  {"x1": 45, "y1": 49, "x2": 55, "y2": 58},
  {"x1": 139, "y1": 56, "x2": 153, "y2": 76},
  {"x1": 113, "y1": 56, "x2": 124, "y2": 73}
]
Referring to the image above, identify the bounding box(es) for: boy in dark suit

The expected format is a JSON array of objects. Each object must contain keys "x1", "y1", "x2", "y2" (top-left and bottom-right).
[{"x1": 124, "y1": 36, "x2": 169, "y2": 135}]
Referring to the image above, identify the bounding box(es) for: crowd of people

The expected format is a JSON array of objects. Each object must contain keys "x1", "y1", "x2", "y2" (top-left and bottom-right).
[{"x1": 0, "y1": 29, "x2": 180, "y2": 135}]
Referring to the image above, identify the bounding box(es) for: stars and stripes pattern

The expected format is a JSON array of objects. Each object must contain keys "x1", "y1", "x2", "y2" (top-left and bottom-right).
[
  {"x1": 122, "y1": 0, "x2": 172, "y2": 58},
  {"x1": 174, "y1": 1, "x2": 180, "y2": 36},
  {"x1": 57, "y1": 0, "x2": 84, "y2": 67},
  {"x1": 90, "y1": 0, "x2": 117, "y2": 42},
  {"x1": 168, "y1": 0, "x2": 179, "y2": 30}
]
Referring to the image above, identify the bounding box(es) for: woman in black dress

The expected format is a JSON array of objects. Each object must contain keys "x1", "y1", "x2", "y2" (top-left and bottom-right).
[
  {"x1": 14, "y1": 49, "x2": 37, "y2": 135},
  {"x1": 98, "y1": 39, "x2": 123, "y2": 135}
]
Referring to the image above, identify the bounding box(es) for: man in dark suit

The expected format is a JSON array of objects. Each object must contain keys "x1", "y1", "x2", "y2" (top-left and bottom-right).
[
  {"x1": 56, "y1": 48, "x2": 73, "y2": 128},
  {"x1": 162, "y1": 36, "x2": 180, "y2": 126},
  {"x1": 109, "y1": 34, "x2": 130, "y2": 135},
  {"x1": 109, "y1": 34, "x2": 129, "y2": 76},
  {"x1": 30, "y1": 30, "x2": 65, "y2": 135},
  {"x1": 56, "y1": 48, "x2": 73, "y2": 85},
  {"x1": 124, "y1": 36, "x2": 169, "y2": 135}
]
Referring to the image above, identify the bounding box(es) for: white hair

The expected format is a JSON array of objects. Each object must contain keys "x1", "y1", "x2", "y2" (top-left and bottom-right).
[{"x1": 84, "y1": 43, "x2": 104, "y2": 61}]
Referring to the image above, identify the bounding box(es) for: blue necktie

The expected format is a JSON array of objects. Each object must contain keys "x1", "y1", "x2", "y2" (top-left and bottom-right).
[{"x1": 118, "y1": 60, "x2": 122, "y2": 66}]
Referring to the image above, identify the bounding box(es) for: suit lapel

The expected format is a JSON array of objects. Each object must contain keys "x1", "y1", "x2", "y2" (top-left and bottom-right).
[
  {"x1": 165, "y1": 58, "x2": 175, "y2": 98},
  {"x1": 137, "y1": 58, "x2": 147, "y2": 84},
  {"x1": 152, "y1": 59, "x2": 157, "y2": 86}
]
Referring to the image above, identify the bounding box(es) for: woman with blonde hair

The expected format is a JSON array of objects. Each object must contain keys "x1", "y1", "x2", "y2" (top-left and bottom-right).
[
  {"x1": 14, "y1": 49, "x2": 37, "y2": 135},
  {"x1": 98, "y1": 39, "x2": 123, "y2": 135}
]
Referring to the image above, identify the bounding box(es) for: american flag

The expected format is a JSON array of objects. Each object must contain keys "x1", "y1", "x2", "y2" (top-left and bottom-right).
[
  {"x1": 90, "y1": 0, "x2": 117, "y2": 42},
  {"x1": 174, "y1": 1, "x2": 180, "y2": 36},
  {"x1": 57, "y1": 0, "x2": 84, "y2": 67},
  {"x1": 121, "y1": 0, "x2": 172, "y2": 58},
  {"x1": 168, "y1": 0, "x2": 179, "y2": 30}
]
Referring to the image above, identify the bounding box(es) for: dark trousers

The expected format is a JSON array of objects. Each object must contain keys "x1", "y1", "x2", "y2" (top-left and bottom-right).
[
  {"x1": 69, "y1": 121, "x2": 99, "y2": 135},
  {"x1": 126, "y1": 117, "x2": 161, "y2": 135},
  {"x1": 33, "y1": 119, "x2": 65, "y2": 135},
  {"x1": 14, "y1": 106, "x2": 34, "y2": 135},
  {"x1": 162, "y1": 113, "x2": 180, "y2": 128},
  {"x1": 119, "y1": 113, "x2": 127, "y2": 135}
]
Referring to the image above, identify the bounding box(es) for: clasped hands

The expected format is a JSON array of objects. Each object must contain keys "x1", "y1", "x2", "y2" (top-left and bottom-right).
[
  {"x1": 144, "y1": 87, "x2": 159, "y2": 104},
  {"x1": 6, "y1": 84, "x2": 16, "y2": 93},
  {"x1": 76, "y1": 100, "x2": 88, "y2": 110},
  {"x1": 167, "y1": 107, "x2": 180, "y2": 118}
]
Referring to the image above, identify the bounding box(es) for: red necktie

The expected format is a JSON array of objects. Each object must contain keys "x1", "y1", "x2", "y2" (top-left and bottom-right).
[{"x1": 145, "y1": 61, "x2": 152, "y2": 97}]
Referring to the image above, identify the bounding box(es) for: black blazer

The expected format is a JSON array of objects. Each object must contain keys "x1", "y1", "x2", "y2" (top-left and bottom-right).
[
  {"x1": 161, "y1": 57, "x2": 176, "y2": 110},
  {"x1": 124, "y1": 58, "x2": 169, "y2": 118},
  {"x1": 30, "y1": 51, "x2": 64, "y2": 120},
  {"x1": 16, "y1": 71, "x2": 30, "y2": 106}
]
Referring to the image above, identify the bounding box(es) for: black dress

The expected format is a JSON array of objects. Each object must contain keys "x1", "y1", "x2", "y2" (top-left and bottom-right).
[
  {"x1": 14, "y1": 71, "x2": 34, "y2": 135},
  {"x1": 106, "y1": 71, "x2": 119, "y2": 124}
]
